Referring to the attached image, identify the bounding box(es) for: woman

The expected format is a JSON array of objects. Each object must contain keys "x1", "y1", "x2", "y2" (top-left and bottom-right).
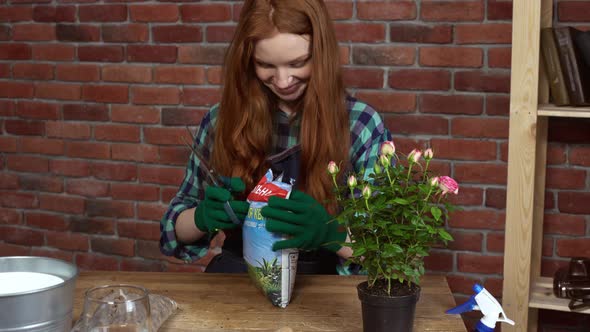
[{"x1": 160, "y1": 0, "x2": 392, "y2": 274}]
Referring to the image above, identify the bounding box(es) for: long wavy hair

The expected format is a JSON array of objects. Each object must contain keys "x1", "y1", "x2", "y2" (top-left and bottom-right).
[{"x1": 211, "y1": 0, "x2": 349, "y2": 209}]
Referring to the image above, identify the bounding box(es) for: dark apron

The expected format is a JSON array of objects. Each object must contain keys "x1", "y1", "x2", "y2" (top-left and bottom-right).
[{"x1": 205, "y1": 146, "x2": 340, "y2": 274}]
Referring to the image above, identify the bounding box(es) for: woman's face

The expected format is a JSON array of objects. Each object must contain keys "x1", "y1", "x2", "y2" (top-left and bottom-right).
[{"x1": 254, "y1": 32, "x2": 312, "y2": 103}]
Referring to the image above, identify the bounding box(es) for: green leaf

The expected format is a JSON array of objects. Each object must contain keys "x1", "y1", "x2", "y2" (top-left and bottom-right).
[
  {"x1": 393, "y1": 198, "x2": 409, "y2": 205},
  {"x1": 431, "y1": 206, "x2": 442, "y2": 221},
  {"x1": 439, "y1": 229, "x2": 453, "y2": 241}
]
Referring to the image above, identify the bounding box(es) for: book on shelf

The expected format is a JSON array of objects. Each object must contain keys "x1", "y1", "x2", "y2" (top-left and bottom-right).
[
  {"x1": 540, "y1": 27, "x2": 570, "y2": 106},
  {"x1": 553, "y1": 26, "x2": 590, "y2": 106},
  {"x1": 573, "y1": 29, "x2": 590, "y2": 69}
]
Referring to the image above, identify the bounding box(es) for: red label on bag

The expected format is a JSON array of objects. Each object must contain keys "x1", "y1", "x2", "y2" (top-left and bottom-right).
[{"x1": 247, "y1": 174, "x2": 290, "y2": 202}]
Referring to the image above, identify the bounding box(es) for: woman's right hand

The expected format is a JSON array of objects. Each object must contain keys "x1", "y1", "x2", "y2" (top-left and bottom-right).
[{"x1": 194, "y1": 178, "x2": 250, "y2": 233}]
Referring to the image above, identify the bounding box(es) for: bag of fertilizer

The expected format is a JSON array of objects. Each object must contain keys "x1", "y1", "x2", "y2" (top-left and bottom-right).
[{"x1": 243, "y1": 169, "x2": 298, "y2": 308}]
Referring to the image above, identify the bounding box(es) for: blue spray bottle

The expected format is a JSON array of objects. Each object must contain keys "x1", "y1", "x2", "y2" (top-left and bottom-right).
[{"x1": 446, "y1": 284, "x2": 515, "y2": 332}]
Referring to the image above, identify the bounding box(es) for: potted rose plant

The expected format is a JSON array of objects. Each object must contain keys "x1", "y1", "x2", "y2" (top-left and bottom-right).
[{"x1": 327, "y1": 141, "x2": 458, "y2": 332}]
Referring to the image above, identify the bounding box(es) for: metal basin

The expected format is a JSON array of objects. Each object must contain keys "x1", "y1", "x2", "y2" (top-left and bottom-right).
[{"x1": 0, "y1": 256, "x2": 78, "y2": 332}]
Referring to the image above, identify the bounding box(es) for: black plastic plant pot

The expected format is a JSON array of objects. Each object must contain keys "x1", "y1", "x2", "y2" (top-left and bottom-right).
[{"x1": 357, "y1": 281, "x2": 421, "y2": 332}]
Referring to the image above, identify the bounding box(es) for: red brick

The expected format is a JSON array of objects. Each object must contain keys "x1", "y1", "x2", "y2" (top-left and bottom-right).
[
  {"x1": 40, "y1": 194, "x2": 85, "y2": 214},
  {"x1": 102, "y1": 24, "x2": 149, "y2": 42},
  {"x1": 421, "y1": 1, "x2": 484, "y2": 22},
  {"x1": 0, "y1": 208, "x2": 21, "y2": 225},
  {"x1": 94, "y1": 124, "x2": 140, "y2": 142},
  {"x1": 0, "y1": 6, "x2": 33, "y2": 21},
  {"x1": 0, "y1": 173, "x2": 17, "y2": 189},
  {"x1": 390, "y1": 24, "x2": 452, "y2": 43},
  {"x1": 127, "y1": 45, "x2": 177, "y2": 63},
  {"x1": 32, "y1": 43, "x2": 75, "y2": 61},
  {"x1": 558, "y1": 192, "x2": 590, "y2": 214},
  {"x1": 137, "y1": 240, "x2": 172, "y2": 261},
  {"x1": 455, "y1": 163, "x2": 507, "y2": 184},
  {"x1": 101, "y1": 65, "x2": 151, "y2": 83},
  {"x1": 138, "y1": 167, "x2": 182, "y2": 187},
  {"x1": 0, "y1": 100, "x2": 15, "y2": 116},
  {"x1": 91, "y1": 162, "x2": 137, "y2": 181},
  {"x1": 0, "y1": 226, "x2": 45, "y2": 246},
  {"x1": 21, "y1": 136, "x2": 63, "y2": 155},
  {"x1": 548, "y1": 118, "x2": 590, "y2": 144},
  {"x1": 206, "y1": 66, "x2": 222, "y2": 84},
  {"x1": 121, "y1": 259, "x2": 164, "y2": 272},
  {"x1": 56, "y1": 64, "x2": 100, "y2": 82},
  {"x1": 111, "y1": 183, "x2": 159, "y2": 201},
  {"x1": 457, "y1": 253, "x2": 503, "y2": 274},
  {"x1": 142, "y1": 127, "x2": 182, "y2": 145},
  {"x1": 13, "y1": 23, "x2": 55, "y2": 41},
  {"x1": 557, "y1": 238, "x2": 590, "y2": 258},
  {"x1": 449, "y1": 209, "x2": 505, "y2": 230},
  {"x1": 423, "y1": 250, "x2": 453, "y2": 271},
  {"x1": 420, "y1": 47, "x2": 482, "y2": 67},
  {"x1": 180, "y1": 4, "x2": 231, "y2": 22},
  {"x1": 547, "y1": 144, "x2": 567, "y2": 165},
  {"x1": 46, "y1": 121, "x2": 91, "y2": 139},
  {"x1": 132, "y1": 86, "x2": 180, "y2": 105},
  {"x1": 0, "y1": 191, "x2": 37, "y2": 209},
  {"x1": 486, "y1": 94, "x2": 509, "y2": 116},
  {"x1": 384, "y1": 115, "x2": 448, "y2": 135},
  {"x1": 66, "y1": 141, "x2": 110, "y2": 159},
  {"x1": 117, "y1": 221, "x2": 160, "y2": 241},
  {"x1": 161, "y1": 187, "x2": 178, "y2": 203},
  {"x1": 0, "y1": 62, "x2": 9, "y2": 76},
  {"x1": 86, "y1": 199, "x2": 134, "y2": 218},
  {"x1": 570, "y1": 146, "x2": 590, "y2": 167},
  {"x1": 31, "y1": 248, "x2": 73, "y2": 263},
  {"x1": 16, "y1": 100, "x2": 59, "y2": 119},
  {"x1": 0, "y1": 43, "x2": 31, "y2": 60},
  {"x1": 546, "y1": 167, "x2": 586, "y2": 190},
  {"x1": 342, "y1": 74, "x2": 409, "y2": 101},
  {"x1": 456, "y1": 23, "x2": 512, "y2": 44},
  {"x1": 182, "y1": 87, "x2": 221, "y2": 107},
  {"x1": 558, "y1": 1, "x2": 590, "y2": 22},
  {"x1": 7, "y1": 155, "x2": 49, "y2": 173},
  {"x1": 137, "y1": 202, "x2": 168, "y2": 221},
  {"x1": 357, "y1": 1, "x2": 416, "y2": 20},
  {"x1": 0, "y1": 81, "x2": 34, "y2": 98},
  {"x1": 19, "y1": 174, "x2": 63, "y2": 193},
  {"x1": 334, "y1": 23, "x2": 385, "y2": 42},
  {"x1": 447, "y1": 186, "x2": 483, "y2": 206},
  {"x1": 420, "y1": 94, "x2": 483, "y2": 115},
  {"x1": 69, "y1": 216, "x2": 115, "y2": 235},
  {"x1": 447, "y1": 275, "x2": 483, "y2": 295},
  {"x1": 206, "y1": 25, "x2": 236, "y2": 43},
  {"x1": 542, "y1": 237, "x2": 553, "y2": 257},
  {"x1": 78, "y1": 45, "x2": 124, "y2": 62},
  {"x1": 91, "y1": 237, "x2": 134, "y2": 256},
  {"x1": 50, "y1": 159, "x2": 91, "y2": 177},
  {"x1": 46, "y1": 231, "x2": 89, "y2": 251},
  {"x1": 63, "y1": 103, "x2": 109, "y2": 121},
  {"x1": 111, "y1": 143, "x2": 159, "y2": 163},
  {"x1": 130, "y1": 4, "x2": 179, "y2": 22},
  {"x1": 13, "y1": 63, "x2": 54, "y2": 80},
  {"x1": 161, "y1": 107, "x2": 207, "y2": 126},
  {"x1": 325, "y1": 0, "x2": 353, "y2": 20},
  {"x1": 488, "y1": 0, "x2": 512, "y2": 20},
  {"x1": 33, "y1": 5, "x2": 76, "y2": 22},
  {"x1": 154, "y1": 66, "x2": 205, "y2": 84},
  {"x1": 543, "y1": 213, "x2": 586, "y2": 236},
  {"x1": 0, "y1": 243, "x2": 31, "y2": 256},
  {"x1": 342, "y1": 68, "x2": 384, "y2": 89},
  {"x1": 389, "y1": 69, "x2": 451, "y2": 90},
  {"x1": 447, "y1": 231, "x2": 482, "y2": 251},
  {"x1": 486, "y1": 232, "x2": 505, "y2": 252},
  {"x1": 111, "y1": 105, "x2": 160, "y2": 124},
  {"x1": 178, "y1": 45, "x2": 224, "y2": 64},
  {"x1": 0, "y1": 137, "x2": 17, "y2": 153},
  {"x1": 35, "y1": 82, "x2": 81, "y2": 100},
  {"x1": 82, "y1": 85, "x2": 128, "y2": 103},
  {"x1": 159, "y1": 146, "x2": 190, "y2": 166},
  {"x1": 66, "y1": 178, "x2": 109, "y2": 197},
  {"x1": 455, "y1": 71, "x2": 510, "y2": 93},
  {"x1": 56, "y1": 24, "x2": 100, "y2": 41},
  {"x1": 451, "y1": 117, "x2": 508, "y2": 139},
  {"x1": 79, "y1": 5, "x2": 126, "y2": 22},
  {"x1": 76, "y1": 253, "x2": 119, "y2": 271},
  {"x1": 153, "y1": 25, "x2": 202, "y2": 43},
  {"x1": 488, "y1": 47, "x2": 511, "y2": 68},
  {"x1": 25, "y1": 212, "x2": 69, "y2": 231},
  {"x1": 5, "y1": 119, "x2": 43, "y2": 136},
  {"x1": 352, "y1": 46, "x2": 414, "y2": 66}
]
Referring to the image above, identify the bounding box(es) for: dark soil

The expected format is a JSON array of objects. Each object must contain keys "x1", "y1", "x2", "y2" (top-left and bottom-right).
[{"x1": 359, "y1": 279, "x2": 419, "y2": 297}]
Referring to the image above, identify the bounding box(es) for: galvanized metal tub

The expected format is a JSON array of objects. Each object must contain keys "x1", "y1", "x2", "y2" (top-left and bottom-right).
[{"x1": 0, "y1": 256, "x2": 78, "y2": 332}]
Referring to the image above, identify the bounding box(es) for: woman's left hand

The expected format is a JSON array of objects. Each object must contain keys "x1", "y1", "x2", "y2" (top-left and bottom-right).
[{"x1": 261, "y1": 190, "x2": 346, "y2": 252}]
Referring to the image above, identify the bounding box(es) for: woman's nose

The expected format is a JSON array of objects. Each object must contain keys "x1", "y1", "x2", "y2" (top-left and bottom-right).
[{"x1": 273, "y1": 68, "x2": 293, "y2": 88}]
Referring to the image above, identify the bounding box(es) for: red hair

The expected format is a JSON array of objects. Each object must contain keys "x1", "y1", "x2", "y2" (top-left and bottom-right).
[{"x1": 211, "y1": 0, "x2": 349, "y2": 208}]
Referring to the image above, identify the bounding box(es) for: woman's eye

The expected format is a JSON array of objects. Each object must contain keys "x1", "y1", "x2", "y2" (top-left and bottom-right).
[
  {"x1": 289, "y1": 61, "x2": 305, "y2": 68},
  {"x1": 257, "y1": 62, "x2": 273, "y2": 69}
]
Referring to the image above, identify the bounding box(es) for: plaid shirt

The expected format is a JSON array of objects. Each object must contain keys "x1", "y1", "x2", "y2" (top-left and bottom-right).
[{"x1": 160, "y1": 96, "x2": 392, "y2": 274}]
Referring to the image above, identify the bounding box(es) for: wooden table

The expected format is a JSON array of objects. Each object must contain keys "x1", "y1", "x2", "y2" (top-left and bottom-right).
[{"x1": 74, "y1": 272, "x2": 466, "y2": 332}]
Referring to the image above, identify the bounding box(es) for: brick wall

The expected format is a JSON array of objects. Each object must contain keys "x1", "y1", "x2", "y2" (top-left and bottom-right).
[{"x1": 1, "y1": 0, "x2": 589, "y2": 330}]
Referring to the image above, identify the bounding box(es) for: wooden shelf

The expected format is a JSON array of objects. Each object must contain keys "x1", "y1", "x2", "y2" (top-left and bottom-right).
[
  {"x1": 538, "y1": 104, "x2": 590, "y2": 118},
  {"x1": 529, "y1": 277, "x2": 590, "y2": 314}
]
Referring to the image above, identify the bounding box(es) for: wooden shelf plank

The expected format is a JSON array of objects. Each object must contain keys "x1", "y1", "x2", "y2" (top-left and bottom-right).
[
  {"x1": 538, "y1": 104, "x2": 590, "y2": 118},
  {"x1": 529, "y1": 277, "x2": 590, "y2": 314}
]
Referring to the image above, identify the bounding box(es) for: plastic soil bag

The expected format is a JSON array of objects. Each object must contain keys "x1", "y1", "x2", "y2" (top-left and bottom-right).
[{"x1": 243, "y1": 169, "x2": 298, "y2": 308}]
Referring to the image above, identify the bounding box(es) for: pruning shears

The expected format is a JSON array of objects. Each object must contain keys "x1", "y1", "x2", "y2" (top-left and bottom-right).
[{"x1": 182, "y1": 126, "x2": 241, "y2": 225}]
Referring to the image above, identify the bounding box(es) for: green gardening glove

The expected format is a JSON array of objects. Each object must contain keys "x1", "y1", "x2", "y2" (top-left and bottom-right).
[
  {"x1": 194, "y1": 177, "x2": 249, "y2": 233},
  {"x1": 261, "y1": 190, "x2": 347, "y2": 252}
]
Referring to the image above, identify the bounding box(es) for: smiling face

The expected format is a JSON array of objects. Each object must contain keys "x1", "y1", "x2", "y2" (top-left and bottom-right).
[{"x1": 254, "y1": 32, "x2": 312, "y2": 105}]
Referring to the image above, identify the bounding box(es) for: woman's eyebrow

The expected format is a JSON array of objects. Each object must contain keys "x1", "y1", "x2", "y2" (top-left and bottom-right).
[{"x1": 254, "y1": 53, "x2": 311, "y2": 65}]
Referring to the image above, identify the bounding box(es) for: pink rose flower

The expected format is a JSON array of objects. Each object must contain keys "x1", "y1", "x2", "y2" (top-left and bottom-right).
[
  {"x1": 438, "y1": 176, "x2": 459, "y2": 195},
  {"x1": 327, "y1": 161, "x2": 339, "y2": 175},
  {"x1": 408, "y1": 149, "x2": 422, "y2": 163},
  {"x1": 362, "y1": 185, "x2": 371, "y2": 199},
  {"x1": 430, "y1": 176, "x2": 439, "y2": 187},
  {"x1": 380, "y1": 141, "x2": 395, "y2": 156},
  {"x1": 347, "y1": 175, "x2": 357, "y2": 188},
  {"x1": 424, "y1": 148, "x2": 434, "y2": 160}
]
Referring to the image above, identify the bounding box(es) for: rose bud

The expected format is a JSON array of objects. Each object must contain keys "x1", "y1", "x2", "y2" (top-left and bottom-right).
[
  {"x1": 327, "y1": 161, "x2": 339, "y2": 175},
  {"x1": 424, "y1": 148, "x2": 434, "y2": 160},
  {"x1": 438, "y1": 176, "x2": 459, "y2": 195},
  {"x1": 379, "y1": 154, "x2": 391, "y2": 168},
  {"x1": 408, "y1": 149, "x2": 422, "y2": 163},
  {"x1": 380, "y1": 141, "x2": 396, "y2": 156},
  {"x1": 362, "y1": 185, "x2": 371, "y2": 199},
  {"x1": 430, "y1": 176, "x2": 439, "y2": 187},
  {"x1": 374, "y1": 163, "x2": 382, "y2": 174},
  {"x1": 347, "y1": 175, "x2": 357, "y2": 188}
]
